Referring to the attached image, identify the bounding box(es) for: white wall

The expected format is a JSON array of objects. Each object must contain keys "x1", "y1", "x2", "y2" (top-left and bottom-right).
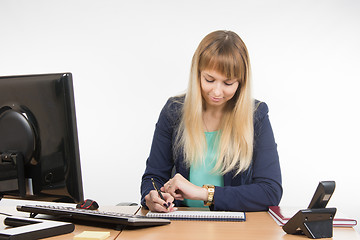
[{"x1": 1, "y1": 0, "x2": 359, "y2": 232}]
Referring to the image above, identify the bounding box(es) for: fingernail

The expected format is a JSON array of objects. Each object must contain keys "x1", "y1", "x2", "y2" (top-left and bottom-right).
[
  {"x1": 167, "y1": 202, "x2": 171, "y2": 207},
  {"x1": 163, "y1": 203, "x2": 168, "y2": 208}
]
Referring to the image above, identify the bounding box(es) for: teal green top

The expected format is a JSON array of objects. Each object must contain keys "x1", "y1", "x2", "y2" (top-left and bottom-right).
[{"x1": 183, "y1": 131, "x2": 224, "y2": 207}]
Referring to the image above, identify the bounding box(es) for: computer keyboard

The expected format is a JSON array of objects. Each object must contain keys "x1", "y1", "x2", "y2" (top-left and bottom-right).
[{"x1": 16, "y1": 204, "x2": 170, "y2": 227}]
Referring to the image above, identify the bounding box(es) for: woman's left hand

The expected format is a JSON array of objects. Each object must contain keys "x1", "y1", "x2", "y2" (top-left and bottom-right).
[{"x1": 161, "y1": 173, "x2": 208, "y2": 201}]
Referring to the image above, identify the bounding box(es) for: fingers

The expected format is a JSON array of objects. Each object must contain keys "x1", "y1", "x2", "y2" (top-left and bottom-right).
[
  {"x1": 146, "y1": 174, "x2": 188, "y2": 212},
  {"x1": 162, "y1": 179, "x2": 176, "y2": 197},
  {"x1": 162, "y1": 192, "x2": 175, "y2": 205},
  {"x1": 163, "y1": 193, "x2": 178, "y2": 212},
  {"x1": 163, "y1": 173, "x2": 182, "y2": 191},
  {"x1": 173, "y1": 193, "x2": 184, "y2": 200},
  {"x1": 145, "y1": 190, "x2": 176, "y2": 212},
  {"x1": 145, "y1": 190, "x2": 167, "y2": 212},
  {"x1": 162, "y1": 173, "x2": 204, "y2": 200},
  {"x1": 162, "y1": 174, "x2": 185, "y2": 200}
]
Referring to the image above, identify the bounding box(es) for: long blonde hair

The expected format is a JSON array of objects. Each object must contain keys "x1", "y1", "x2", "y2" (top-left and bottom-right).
[{"x1": 175, "y1": 30, "x2": 254, "y2": 175}]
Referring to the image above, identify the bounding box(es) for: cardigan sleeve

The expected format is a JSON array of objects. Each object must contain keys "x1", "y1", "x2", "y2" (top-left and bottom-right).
[
  {"x1": 140, "y1": 98, "x2": 180, "y2": 208},
  {"x1": 211, "y1": 102, "x2": 282, "y2": 211}
]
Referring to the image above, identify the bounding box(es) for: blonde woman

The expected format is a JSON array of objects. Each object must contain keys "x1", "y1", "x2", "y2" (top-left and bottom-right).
[{"x1": 141, "y1": 30, "x2": 282, "y2": 212}]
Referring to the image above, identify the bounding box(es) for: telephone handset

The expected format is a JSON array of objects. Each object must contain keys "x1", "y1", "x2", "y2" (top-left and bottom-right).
[{"x1": 308, "y1": 181, "x2": 335, "y2": 209}]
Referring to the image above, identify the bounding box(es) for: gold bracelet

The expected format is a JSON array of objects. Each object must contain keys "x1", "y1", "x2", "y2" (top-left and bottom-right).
[{"x1": 202, "y1": 184, "x2": 215, "y2": 206}]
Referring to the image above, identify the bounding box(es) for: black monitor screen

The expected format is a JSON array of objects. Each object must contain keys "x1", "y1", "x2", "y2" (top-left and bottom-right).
[{"x1": 0, "y1": 73, "x2": 84, "y2": 203}]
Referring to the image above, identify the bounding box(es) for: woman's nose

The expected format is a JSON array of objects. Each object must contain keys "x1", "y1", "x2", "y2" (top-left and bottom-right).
[{"x1": 212, "y1": 83, "x2": 222, "y2": 96}]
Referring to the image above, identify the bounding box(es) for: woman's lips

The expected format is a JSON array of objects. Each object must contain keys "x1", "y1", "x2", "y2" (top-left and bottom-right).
[{"x1": 210, "y1": 96, "x2": 223, "y2": 102}]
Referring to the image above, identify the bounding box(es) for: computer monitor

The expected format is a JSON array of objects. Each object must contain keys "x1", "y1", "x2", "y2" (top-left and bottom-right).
[{"x1": 0, "y1": 73, "x2": 84, "y2": 203}]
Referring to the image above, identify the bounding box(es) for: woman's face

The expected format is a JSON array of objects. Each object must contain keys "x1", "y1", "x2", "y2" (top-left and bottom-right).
[{"x1": 200, "y1": 69, "x2": 239, "y2": 110}]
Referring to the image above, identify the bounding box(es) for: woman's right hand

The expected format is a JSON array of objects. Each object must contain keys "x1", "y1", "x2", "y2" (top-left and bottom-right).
[{"x1": 144, "y1": 190, "x2": 176, "y2": 212}]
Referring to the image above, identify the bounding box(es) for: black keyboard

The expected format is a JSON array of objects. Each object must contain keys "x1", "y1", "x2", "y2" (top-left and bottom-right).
[{"x1": 16, "y1": 204, "x2": 170, "y2": 227}]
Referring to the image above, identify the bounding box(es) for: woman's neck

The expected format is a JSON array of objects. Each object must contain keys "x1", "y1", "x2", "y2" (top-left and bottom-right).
[{"x1": 203, "y1": 108, "x2": 223, "y2": 132}]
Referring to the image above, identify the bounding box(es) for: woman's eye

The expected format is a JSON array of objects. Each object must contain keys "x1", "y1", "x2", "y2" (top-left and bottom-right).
[
  {"x1": 205, "y1": 78, "x2": 214, "y2": 83},
  {"x1": 224, "y1": 82, "x2": 235, "y2": 86}
]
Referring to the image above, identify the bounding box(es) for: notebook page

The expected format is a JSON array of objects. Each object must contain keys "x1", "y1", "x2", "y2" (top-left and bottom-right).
[{"x1": 146, "y1": 211, "x2": 245, "y2": 221}]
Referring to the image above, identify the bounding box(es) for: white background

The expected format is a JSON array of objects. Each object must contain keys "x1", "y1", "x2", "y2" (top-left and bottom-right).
[{"x1": 1, "y1": 0, "x2": 359, "y2": 232}]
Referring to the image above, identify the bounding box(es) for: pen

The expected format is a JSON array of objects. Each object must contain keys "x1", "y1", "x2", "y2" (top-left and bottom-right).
[{"x1": 151, "y1": 178, "x2": 169, "y2": 209}]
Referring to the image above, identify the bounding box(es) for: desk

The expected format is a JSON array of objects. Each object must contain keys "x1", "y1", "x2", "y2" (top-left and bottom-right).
[
  {"x1": 118, "y1": 208, "x2": 360, "y2": 240},
  {"x1": 1, "y1": 199, "x2": 359, "y2": 240}
]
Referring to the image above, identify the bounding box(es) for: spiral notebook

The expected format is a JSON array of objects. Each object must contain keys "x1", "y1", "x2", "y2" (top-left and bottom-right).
[{"x1": 146, "y1": 210, "x2": 246, "y2": 221}]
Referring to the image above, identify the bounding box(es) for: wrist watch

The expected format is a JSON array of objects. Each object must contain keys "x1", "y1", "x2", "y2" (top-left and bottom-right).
[{"x1": 202, "y1": 184, "x2": 215, "y2": 206}]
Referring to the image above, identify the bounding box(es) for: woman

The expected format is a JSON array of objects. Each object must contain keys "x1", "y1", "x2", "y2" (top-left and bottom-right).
[{"x1": 141, "y1": 30, "x2": 282, "y2": 212}]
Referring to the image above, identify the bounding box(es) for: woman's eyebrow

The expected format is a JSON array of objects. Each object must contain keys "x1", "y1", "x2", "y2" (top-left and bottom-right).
[
  {"x1": 203, "y1": 73, "x2": 215, "y2": 79},
  {"x1": 204, "y1": 73, "x2": 230, "y2": 81},
  {"x1": 225, "y1": 78, "x2": 237, "y2": 83}
]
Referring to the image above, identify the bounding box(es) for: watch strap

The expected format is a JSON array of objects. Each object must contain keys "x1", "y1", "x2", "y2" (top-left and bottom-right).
[{"x1": 202, "y1": 184, "x2": 215, "y2": 206}]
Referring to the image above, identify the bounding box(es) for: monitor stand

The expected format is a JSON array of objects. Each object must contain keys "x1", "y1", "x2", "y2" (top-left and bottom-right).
[
  {"x1": 0, "y1": 216, "x2": 74, "y2": 239},
  {"x1": 0, "y1": 152, "x2": 26, "y2": 197}
]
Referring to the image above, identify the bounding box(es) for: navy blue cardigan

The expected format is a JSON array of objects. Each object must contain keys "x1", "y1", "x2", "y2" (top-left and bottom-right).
[{"x1": 140, "y1": 96, "x2": 282, "y2": 211}]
